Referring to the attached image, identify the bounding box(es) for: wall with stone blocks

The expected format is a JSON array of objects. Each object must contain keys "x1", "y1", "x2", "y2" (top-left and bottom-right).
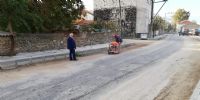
[
  {"x1": 0, "y1": 36, "x2": 12, "y2": 55},
  {"x1": 15, "y1": 32, "x2": 113, "y2": 53}
]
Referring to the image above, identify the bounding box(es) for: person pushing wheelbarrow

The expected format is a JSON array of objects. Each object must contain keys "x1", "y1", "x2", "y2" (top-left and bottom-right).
[{"x1": 108, "y1": 34, "x2": 123, "y2": 54}]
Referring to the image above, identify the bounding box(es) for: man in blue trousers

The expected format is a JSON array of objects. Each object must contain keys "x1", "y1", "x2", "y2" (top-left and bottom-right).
[{"x1": 67, "y1": 33, "x2": 77, "y2": 61}]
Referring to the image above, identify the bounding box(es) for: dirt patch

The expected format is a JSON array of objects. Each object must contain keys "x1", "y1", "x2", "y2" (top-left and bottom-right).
[{"x1": 154, "y1": 53, "x2": 200, "y2": 100}]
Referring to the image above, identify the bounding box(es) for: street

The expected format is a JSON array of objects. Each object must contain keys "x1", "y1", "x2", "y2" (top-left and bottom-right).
[{"x1": 1, "y1": 34, "x2": 200, "y2": 100}]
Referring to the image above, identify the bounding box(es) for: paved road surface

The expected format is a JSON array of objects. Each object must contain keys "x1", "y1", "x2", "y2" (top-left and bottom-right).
[{"x1": 1, "y1": 34, "x2": 199, "y2": 100}]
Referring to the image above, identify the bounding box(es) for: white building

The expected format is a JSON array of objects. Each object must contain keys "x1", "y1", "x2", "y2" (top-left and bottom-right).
[{"x1": 94, "y1": 0, "x2": 152, "y2": 37}]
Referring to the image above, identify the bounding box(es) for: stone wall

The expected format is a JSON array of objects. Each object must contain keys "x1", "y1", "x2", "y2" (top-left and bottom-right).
[
  {"x1": 75, "y1": 32, "x2": 113, "y2": 46},
  {"x1": 0, "y1": 36, "x2": 12, "y2": 55},
  {"x1": 15, "y1": 32, "x2": 113, "y2": 53},
  {"x1": 16, "y1": 34, "x2": 65, "y2": 53}
]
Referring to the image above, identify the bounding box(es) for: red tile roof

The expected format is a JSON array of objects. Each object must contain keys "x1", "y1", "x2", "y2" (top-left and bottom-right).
[{"x1": 179, "y1": 20, "x2": 192, "y2": 25}]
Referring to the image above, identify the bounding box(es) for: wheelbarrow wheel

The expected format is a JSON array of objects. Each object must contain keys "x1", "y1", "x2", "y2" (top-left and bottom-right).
[{"x1": 108, "y1": 49, "x2": 111, "y2": 54}]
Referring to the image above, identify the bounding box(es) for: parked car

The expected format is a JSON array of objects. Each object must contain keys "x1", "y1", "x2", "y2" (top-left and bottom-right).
[
  {"x1": 195, "y1": 29, "x2": 200, "y2": 36},
  {"x1": 188, "y1": 29, "x2": 195, "y2": 35}
]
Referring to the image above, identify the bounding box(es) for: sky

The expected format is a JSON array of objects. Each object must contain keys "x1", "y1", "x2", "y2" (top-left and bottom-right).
[
  {"x1": 154, "y1": 0, "x2": 200, "y2": 24},
  {"x1": 82, "y1": 0, "x2": 94, "y2": 11},
  {"x1": 82, "y1": 0, "x2": 200, "y2": 24}
]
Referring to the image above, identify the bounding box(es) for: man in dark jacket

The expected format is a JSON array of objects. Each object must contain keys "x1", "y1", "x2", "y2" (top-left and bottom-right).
[{"x1": 67, "y1": 33, "x2": 77, "y2": 61}]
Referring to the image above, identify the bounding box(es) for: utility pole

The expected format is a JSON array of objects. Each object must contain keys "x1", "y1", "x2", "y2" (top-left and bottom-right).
[
  {"x1": 150, "y1": 0, "x2": 154, "y2": 38},
  {"x1": 150, "y1": 0, "x2": 168, "y2": 38},
  {"x1": 118, "y1": 0, "x2": 123, "y2": 38}
]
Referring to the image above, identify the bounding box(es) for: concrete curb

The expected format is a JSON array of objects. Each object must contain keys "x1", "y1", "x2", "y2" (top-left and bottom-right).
[
  {"x1": 0, "y1": 42, "x2": 135, "y2": 70},
  {"x1": 190, "y1": 80, "x2": 200, "y2": 100},
  {"x1": 148, "y1": 34, "x2": 168, "y2": 40}
]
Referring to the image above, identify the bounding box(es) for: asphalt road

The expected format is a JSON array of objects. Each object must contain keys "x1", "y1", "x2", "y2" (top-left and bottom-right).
[{"x1": 0, "y1": 34, "x2": 186, "y2": 100}]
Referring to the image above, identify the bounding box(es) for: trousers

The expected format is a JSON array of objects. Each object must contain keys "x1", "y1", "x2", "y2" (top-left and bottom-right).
[{"x1": 69, "y1": 49, "x2": 76, "y2": 60}]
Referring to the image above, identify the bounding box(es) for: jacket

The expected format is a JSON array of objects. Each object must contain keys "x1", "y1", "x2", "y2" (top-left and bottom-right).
[{"x1": 67, "y1": 37, "x2": 76, "y2": 49}]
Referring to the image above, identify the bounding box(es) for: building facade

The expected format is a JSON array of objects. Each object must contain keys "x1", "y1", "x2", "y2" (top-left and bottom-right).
[{"x1": 94, "y1": 0, "x2": 152, "y2": 38}]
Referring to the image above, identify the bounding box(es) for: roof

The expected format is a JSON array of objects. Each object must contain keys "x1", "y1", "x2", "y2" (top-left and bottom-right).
[{"x1": 179, "y1": 20, "x2": 192, "y2": 25}]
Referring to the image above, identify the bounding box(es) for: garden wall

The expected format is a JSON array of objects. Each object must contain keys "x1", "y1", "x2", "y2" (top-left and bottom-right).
[{"x1": 16, "y1": 32, "x2": 113, "y2": 53}]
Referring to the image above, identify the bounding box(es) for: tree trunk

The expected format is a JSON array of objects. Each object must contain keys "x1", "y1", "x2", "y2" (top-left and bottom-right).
[
  {"x1": 153, "y1": 29, "x2": 155, "y2": 38},
  {"x1": 8, "y1": 16, "x2": 13, "y2": 34},
  {"x1": 7, "y1": 16, "x2": 16, "y2": 55}
]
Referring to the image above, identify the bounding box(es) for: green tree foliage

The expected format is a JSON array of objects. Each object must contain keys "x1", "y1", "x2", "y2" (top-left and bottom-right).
[
  {"x1": 153, "y1": 16, "x2": 166, "y2": 32},
  {"x1": 173, "y1": 9, "x2": 190, "y2": 24},
  {"x1": 0, "y1": 0, "x2": 84, "y2": 33},
  {"x1": 30, "y1": 0, "x2": 84, "y2": 32},
  {"x1": 153, "y1": 16, "x2": 175, "y2": 34},
  {"x1": 164, "y1": 22, "x2": 175, "y2": 32},
  {"x1": 90, "y1": 21, "x2": 117, "y2": 32},
  {"x1": 0, "y1": 0, "x2": 29, "y2": 33}
]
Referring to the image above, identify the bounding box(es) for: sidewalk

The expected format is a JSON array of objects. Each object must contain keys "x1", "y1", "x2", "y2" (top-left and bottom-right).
[
  {"x1": 190, "y1": 35, "x2": 200, "y2": 99},
  {"x1": 0, "y1": 39, "x2": 136, "y2": 70},
  {"x1": 190, "y1": 80, "x2": 200, "y2": 100}
]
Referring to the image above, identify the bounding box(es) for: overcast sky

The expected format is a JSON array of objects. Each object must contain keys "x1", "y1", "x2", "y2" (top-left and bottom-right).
[{"x1": 82, "y1": 0, "x2": 93, "y2": 10}]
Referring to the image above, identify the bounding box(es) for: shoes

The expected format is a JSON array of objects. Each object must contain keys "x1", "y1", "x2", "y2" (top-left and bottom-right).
[
  {"x1": 73, "y1": 59, "x2": 78, "y2": 61},
  {"x1": 69, "y1": 59, "x2": 78, "y2": 61}
]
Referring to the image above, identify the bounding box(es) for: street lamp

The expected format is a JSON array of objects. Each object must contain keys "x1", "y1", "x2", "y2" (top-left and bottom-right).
[{"x1": 150, "y1": 0, "x2": 168, "y2": 38}]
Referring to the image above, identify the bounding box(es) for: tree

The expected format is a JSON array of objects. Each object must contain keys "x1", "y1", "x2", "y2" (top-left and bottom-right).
[
  {"x1": 164, "y1": 22, "x2": 174, "y2": 32},
  {"x1": 0, "y1": 0, "x2": 28, "y2": 34},
  {"x1": 0, "y1": 0, "x2": 84, "y2": 33},
  {"x1": 0, "y1": 0, "x2": 84, "y2": 55},
  {"x1": 153, "y1": 16, "x2": 165, "y2": 33},
  {"x1": 29, "y1": 0, "x2": 84, "y2": 32},
  {"x1": 173, "y1": 9, "x2": 190, "y2": 24},
  {"x1": 152, "y1": 16, "x2": 174, "y2": 36}
]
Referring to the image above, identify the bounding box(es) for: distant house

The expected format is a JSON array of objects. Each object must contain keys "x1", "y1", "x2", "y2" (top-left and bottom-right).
[{"x1": 177, "y1": 20, "x2": 200, "y2": 35}]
